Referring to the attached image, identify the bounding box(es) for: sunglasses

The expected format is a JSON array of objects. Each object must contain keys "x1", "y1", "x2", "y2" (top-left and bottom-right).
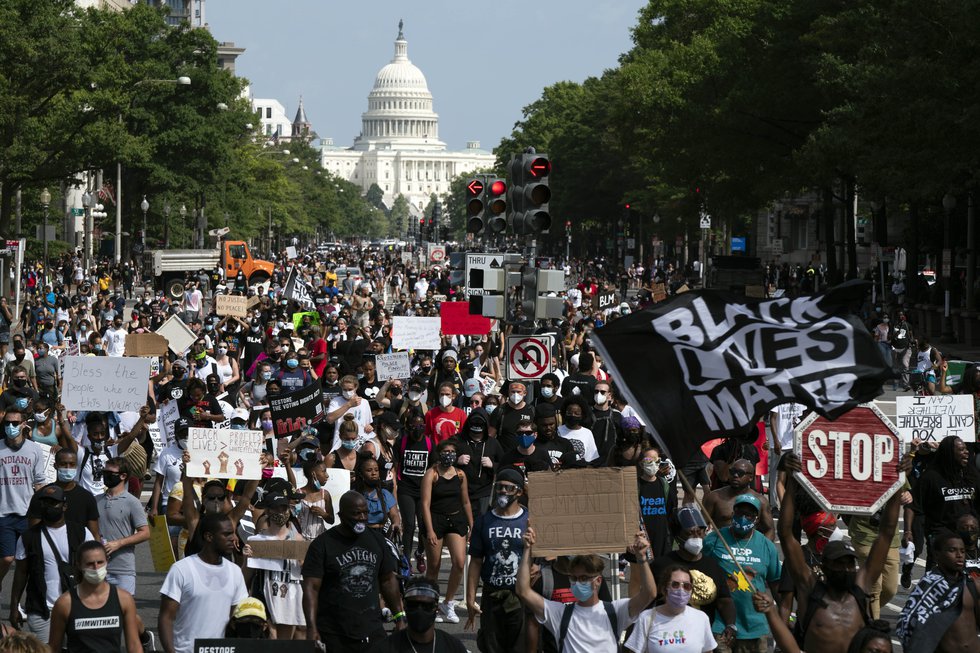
[
  {"x1": 2, "y1": 420, "x2": 23, "y2": 428},
  {"x1": 204, "y1": 494, "x2": 227, "y2": 502},
  {"x1": 669, "y1": 580, "x2": 693, "y2": 591}
]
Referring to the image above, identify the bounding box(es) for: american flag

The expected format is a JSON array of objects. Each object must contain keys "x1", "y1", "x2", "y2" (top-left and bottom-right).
[{"x1": 97, "y1": 181, "x2": 115, "y2": 206}]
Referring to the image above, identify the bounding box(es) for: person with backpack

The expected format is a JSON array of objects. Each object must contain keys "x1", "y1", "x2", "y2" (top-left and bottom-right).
[
  {"x1": 516, "y1": 526, "x2": 655, "y2": 653},
  {"x1": 778, "y1": 455, "x2": 903, "y2": 653}
]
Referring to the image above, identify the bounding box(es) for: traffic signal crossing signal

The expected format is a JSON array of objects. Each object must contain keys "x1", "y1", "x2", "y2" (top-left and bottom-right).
[
  {"x1": 487, "y1": 178, "x2": 507, "y2": 233},
  {"x1": 466, "y1": 178, "x2": 485, "y2": 234},
  {"x1": 508, "y1": 153, "x2": 551, "y2": 235},
  {"x1": 466, "y1": 177, "x2": 507, "y2": 234}
]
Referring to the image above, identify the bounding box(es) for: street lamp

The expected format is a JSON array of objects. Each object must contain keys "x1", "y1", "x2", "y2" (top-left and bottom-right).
[
  {"x1": 179, "y1": 204, "x2": 187, "y2": 249},
  {"x1": 162, "y1": 201, "x2": 171, "y2": 249},
  {"x1": 81, "y1": 190, "x2": 93, "y2": 270},
  {"x1": 140, "y1": 195, "x2": 149, "y2": 246},
  {"x1": 39, "y1": 187, "x2": 51, "y2": 275},
  {"x1": 942, "y1": 192, "x2": 957, "y2": 342}
]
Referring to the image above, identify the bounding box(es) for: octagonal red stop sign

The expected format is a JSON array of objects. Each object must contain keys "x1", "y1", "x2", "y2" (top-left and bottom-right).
[{"x1": 794, "y1": 403, "x2": 905, "y2": 516}]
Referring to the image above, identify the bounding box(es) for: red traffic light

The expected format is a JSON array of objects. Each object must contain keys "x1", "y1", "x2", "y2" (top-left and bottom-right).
[
  {"x1": 490, "y1": 180, "x2": 506, "y2": 196},
  {"x1": 466, "y1": 179, "x2": 484, "y2": 196},
  {"x1": 625, "y1": 203, "x2": 630, "y2": 209},
  {"x1": 527, "y1": 157, "x2": 551, "y2": 178}
]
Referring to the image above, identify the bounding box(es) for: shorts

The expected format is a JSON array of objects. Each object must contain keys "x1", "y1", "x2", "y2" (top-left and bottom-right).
[
  {"x1": 0, "y1": 514, "x2": 28, "y2": 557},
  {"x1": 107, "y1": 572, "x2": 136, "y2": 596},
  {"x1": 318, "y1": 626, "x2": 386, "y2": 653},
  {"x1": 431, "y1": 511, "x2": 468, "y2": 539}
]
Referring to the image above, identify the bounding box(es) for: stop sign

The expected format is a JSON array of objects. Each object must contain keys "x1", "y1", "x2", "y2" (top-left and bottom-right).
[{"x1": 794, "y1": 403, "x2": 905, "y2": 516}]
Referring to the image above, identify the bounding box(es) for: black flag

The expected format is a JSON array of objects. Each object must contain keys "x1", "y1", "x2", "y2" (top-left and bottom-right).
[
  {"x1": 283, "y1": 266, "x2": 314, "y2": 307},
  {"x1": 590, "y1": 281, "x2": 890, "y2": 464}
]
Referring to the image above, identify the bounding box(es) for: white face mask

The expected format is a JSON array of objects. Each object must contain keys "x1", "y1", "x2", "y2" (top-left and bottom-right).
[
  {"x1": 342, "y1": 389, "x2": 355, "y2": 400},
  {"x1": 595, "y1": 392, "x2": 608, "y2": 405},
  {"x1": 509, "y1": 392, "x2": 523, "y2": 406},
  {"x1": 439, "y1": 395, "x2": 453, "y2": 408},
  {"x1": 408, "y1": 391, "x2": 422, "y2": 402},
  {"x1": 82, "y1": 566, "x2": 108, "y2": 585},
  {"x1": 683, "y1": 537, "x2": 704, "y2": 556}
]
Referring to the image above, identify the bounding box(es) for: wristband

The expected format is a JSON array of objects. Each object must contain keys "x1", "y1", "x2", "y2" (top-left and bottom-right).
[{"x1": 392, "y1": 611, "x2": 406, "y2": 621}]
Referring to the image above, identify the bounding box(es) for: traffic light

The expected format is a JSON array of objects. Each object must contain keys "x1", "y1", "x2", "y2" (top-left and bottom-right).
[
  {"x1": 466, "y1": 179, "x2": 485, "y2": 234},
  {"x1": 419, "y1": 218, "x2": 426, "y2": 240},
  {"x1": 487, "y1": 178, "x2": 507, "y2": 233},
  {"x1": 519, "y1": 264, "x2": 538, "y2": 318},
  {"x1": 509, "y1": 153, "x2": 551, "y2": 235}
]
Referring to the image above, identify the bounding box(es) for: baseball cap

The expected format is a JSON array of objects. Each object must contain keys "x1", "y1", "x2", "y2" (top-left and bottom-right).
[
  {"x1": 233, "y1": 597, "x2": 267, "y2": 621},
  {"x1": 822, "y1": 540, "x2": 858, "y2": 562},
  {"x1": 733, "y1": 494, "x2": 762, "y2": 513},
  {"x1": 495, "y1": 467, "x2": 525, "y2": 490},
  {"x1": 463, "y1": 378, "x2": 481, "y2": 398},
  {"x1": 36, "y1": 484, "x2": 65, "y2": 503}
]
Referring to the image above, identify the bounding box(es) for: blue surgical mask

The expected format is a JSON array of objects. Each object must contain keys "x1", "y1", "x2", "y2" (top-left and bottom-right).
[
  {"x1": 486, "y1": 405, "x2": 497, "y2": 414},
  {"x1": 15, "y1": 398, "x2": 28, "y2": 410},
  {"x1": 731, "y1": 514, "x2": 756, "y2": 537},
  {"x1": 261, "y1": 371, "x2": 272, "y2": 381},
  {"x1": 286, "y1": 359, "x2": 299, "y2": 369},
  {"x1": 57, "y1": 468, "x2": 77, "y2": 483},
  {"x1": 4, "y1": 423, "x2": 20, "y2": 438},
  {"x1": 519, "y1": 433, "x2": 536, "y2": 449},
  {"x1": 571, "y1": 581, "x2": 594, "y2": 602},
  {"x1": 341, "y1": 440, "x2": 358, "y2": 451},
  {"x1": 540, "y1": 387, "x2": 554, "y2": 399},
  {"x1": 313, "y1": 479, "x2": 322, "y2": 491}
]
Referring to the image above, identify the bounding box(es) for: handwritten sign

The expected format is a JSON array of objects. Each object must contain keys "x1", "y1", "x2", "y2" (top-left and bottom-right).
[
  {"x1": 593, "y1": 291, "x2": 618, "y2": 311},
  {"x1": 62, "y1": 356, "x2": 150, "y2": 412},
  {"x1": 156, "y1": 315, "x2": 197, "y2": 355},
  {"x1": 157, "y1": 399, "x2": 180, "y2": 447},
  {"x1": 149, "y1": 515, "x2": 175, "y2": 573},
  {"x1": 391, "y1": 316, "x2": 441, "y2": 350},
  {"x1": 375, "y1": 352, "x2": 411, "y2": 381},
  {"x1": 528, "y1": 467, "x2": 639, "y2": 556},
  {"x1": 247, "y1": 539, "x2": 310, "y2": 564},
  {"x1": 269, "y1": 383, "x2": 324, "y2": 438},
  {"x1": 286, "y1": 245, "x2": 298, "y2": 260},
  {"x1": 895, "y1": 395, "x2": 976, "y2": 442},
  {"x1": 215, "y1": 294, "x2": 247, "y2": 318},
  {"x1": 186, "y1": 427, "x2": 265, "y2": 479},
  {"x1": 125, "y1": 332, "x2": 169, "y2": 357}
]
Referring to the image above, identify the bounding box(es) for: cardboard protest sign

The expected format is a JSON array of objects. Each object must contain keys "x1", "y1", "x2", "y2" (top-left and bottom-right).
[
  {"x1": 651, "y1": 283, "x2": 668, "y2": 303},
  {"x1": 149, "y1": 515, "x2": 175, "y2": 573},
  {"x1": 216, "y1": 294, "x2": 248, "y2": 318},
  {"x1": 391, "y1": 316, "x2": 441, "y2": 350},
  {"x1": 156, "y1": 314, "x2": 197, "y2": 355},
  {"x1": 375, "y1": 352, "x2": 411, "y2": 381},
  {"x1": 125, "y1": 332, "x2": 169, "y2": 357},
  {"x1": 247, "y1": 539, "x2": 310, "y2": 563},
  {"x1": 246, "y1": 295, "x2": 263, "y2": 310},
  {"x1": 269, "y1": 383, "x2": 324, "y2": 438},
  {"x1": 186, "y1": 427, "x2": 265, "y2": 479},
  {"x1": 62, "y1": 356, "x2": 151, "y2": 412},
  {"x1": 895, "y1": 394, "x2": 976, "y2": 442},
  {"x1": 528, "y1": 467, "x2": 639, "y2": 556},
  {"x1": 440, "y1": 301, "x2": 492, "y2": 336},
  {"x1": 194, "y1": 640, "x2": 316, "y2": 653}
]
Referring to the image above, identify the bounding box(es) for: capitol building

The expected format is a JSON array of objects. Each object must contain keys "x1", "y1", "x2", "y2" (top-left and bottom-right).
[{"x1": 320, "y1": 21, "x2": 495, "y2": 216}]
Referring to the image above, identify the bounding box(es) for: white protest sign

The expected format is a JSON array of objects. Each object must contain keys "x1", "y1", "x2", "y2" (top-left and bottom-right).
[
  {"x1": 391, "y1": 316, "x2": 441, "y2": 350},
  {"x1": 36, "y1": 442, "x2": 57, "y2": 485},
  {"x1": 62, "y1": 356, "x2": 150, "y2": 412},
  {"x1": 186, "y1": 427, "x2": 265, "y2": 479},
  {"x1": 286, "y1": 245, "x2": 298, "y2": 260},
  {"x1": 156, "y1": 315, "x2": 197, "y2": 355},
  {"x1": 895, "y1": 394, "x2": 976, "y2": 442},
  {"x1": 157, "y1": 399, "x2": 180, "y2": 447},
  {"x1": 375, "y1": 352, "x2": 411, "y2": 381}
]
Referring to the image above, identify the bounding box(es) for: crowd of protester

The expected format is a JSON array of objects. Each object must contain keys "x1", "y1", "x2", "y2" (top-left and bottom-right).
[{"x1": 0, "y1": 244, "x2": 977, "y2": 653}]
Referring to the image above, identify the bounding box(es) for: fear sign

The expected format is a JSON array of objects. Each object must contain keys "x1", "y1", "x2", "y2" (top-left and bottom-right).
[{"x1": 793, "y1": 403, "x2": 905, "y2": 516}]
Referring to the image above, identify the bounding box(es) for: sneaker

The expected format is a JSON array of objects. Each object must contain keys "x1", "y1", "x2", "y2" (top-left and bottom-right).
[
  {"x1": 140, "y1": 630, "x2": 156, "y2": 652},
  {"x1": 438, "y1": 600, "x2": 460, "y2": 624},
  {"x1": 901, "y1": 563, "x2": 913, "y2": 589},
  {"x1": 415, "y1": 550, "x2": 426, "y2": 575}
]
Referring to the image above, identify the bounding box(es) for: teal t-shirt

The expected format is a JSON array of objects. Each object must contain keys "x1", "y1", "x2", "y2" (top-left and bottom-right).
[{"x1": 704, "y1": 527, "x2": 781, "y2": 639}]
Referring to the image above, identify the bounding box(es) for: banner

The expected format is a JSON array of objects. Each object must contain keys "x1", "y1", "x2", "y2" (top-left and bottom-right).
[
  {"x1": 391, "y1": 316, "x2": 441, "y2": 350},
  {"x1": 269, "y1": 382, "x2": 324, "y2": 438},
  {"x1": 215, "y1": 294, "x2": 248, "y2": 318},
  {"x1": 591, "y1": 281, "x2": 890, "y2": 463},
  {"x1": 895, "y1": 394, "x2": 976, "y2": 443},
  {"x1": 62, "y1": 356, "x2": 151, "y2": 412},
  {"x1": 194, "y1": 641, "x2": 316, "y2": 653},
  {"x1": 440, "y1": 301, "x2": 492, "y2": 335},
  {"x1": 186, "y1": 427, "x2": 265, "y2": 479},
  {"x1": 528, "y1": 467, "x2": 639, "y2": 556},
  {"x1": 375, "y1": 352, "x2": 411, "y2": 381},
  {"x1": 283, "y1": 266, "x2": 314, "y2": 307}
]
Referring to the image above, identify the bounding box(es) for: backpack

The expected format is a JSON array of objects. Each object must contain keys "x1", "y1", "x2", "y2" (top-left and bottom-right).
[
  {"x1": 795, "y1": 581, "x2": 869, "y2": 646},
  {"x1": 558, "y1": 601, "x2": 619, "y2": 653}
]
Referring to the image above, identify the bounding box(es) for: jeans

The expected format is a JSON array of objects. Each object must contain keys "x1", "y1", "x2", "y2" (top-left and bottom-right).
[{"x1": 851, "y1": 541, "x2": 899, "y2": 618}]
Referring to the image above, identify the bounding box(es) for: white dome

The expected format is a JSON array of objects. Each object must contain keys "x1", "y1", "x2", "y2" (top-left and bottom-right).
[{"x1": 373, "y1": 59, "x2": 429, "y2": 92}]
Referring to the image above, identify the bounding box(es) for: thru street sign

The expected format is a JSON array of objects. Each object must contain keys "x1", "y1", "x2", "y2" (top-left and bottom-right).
[{"x1": 465, "y1": 252, "x2": 504, "y2": 297}]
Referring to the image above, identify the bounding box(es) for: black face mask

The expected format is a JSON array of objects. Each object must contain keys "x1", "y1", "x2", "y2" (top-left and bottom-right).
[
  {"x1": 564, "y1": 415, "x2": 582, "y2": 428},
  {"x1": 172, "y1": 369, "x2": 185, "y2": 379},
  {"x1": 960, "y1": 531, "x2": 979, "y2": 549},
  {"x1": 824, "y1": 568, "x2": 856, "y2": 592},
  {"x1": 41, "y1": 504, "x2": 63, "y2": 524},
  {"x1": 102, "y1": 471, "x2": 123, "y2": 489},
  {"x1": 230, "y1": 622, "x2": 267, "y2": 639},
  {"x1": 406, "y1": 605, "x2": 437, "y2": 633},
  {"x1": 12, "y1": 378, "x2": 26, "y2": 388}
]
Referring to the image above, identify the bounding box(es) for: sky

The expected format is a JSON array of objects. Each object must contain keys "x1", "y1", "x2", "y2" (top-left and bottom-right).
[{"x1": 206, "y1": 0, "x2": 648, "y2": 152}]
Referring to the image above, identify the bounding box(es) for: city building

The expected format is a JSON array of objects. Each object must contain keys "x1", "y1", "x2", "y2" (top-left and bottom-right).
[
  {"x1": 251, "y1": 95, "x2": 292, "y2": 140},
  {"x1": 320, "y1": 21, "x2": 495, "y2": 214}
]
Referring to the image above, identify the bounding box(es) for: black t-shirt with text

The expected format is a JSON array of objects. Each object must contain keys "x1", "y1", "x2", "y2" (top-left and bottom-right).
[{"x1": 490, "y1": 403, "x2": 536, "y2": 453}]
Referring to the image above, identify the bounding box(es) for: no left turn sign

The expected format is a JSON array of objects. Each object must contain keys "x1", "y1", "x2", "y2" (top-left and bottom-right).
[{"x1": 507, "y1": 335, "x2": 553, "y2": 380}]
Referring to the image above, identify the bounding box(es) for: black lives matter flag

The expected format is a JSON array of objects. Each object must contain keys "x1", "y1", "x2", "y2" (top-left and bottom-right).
[
  {"x1": 283, "y1": 266, "x2": 314, "y2": 307},
  {"x1": 591, "y1": 281, "x2": 890, "y2": 464}
]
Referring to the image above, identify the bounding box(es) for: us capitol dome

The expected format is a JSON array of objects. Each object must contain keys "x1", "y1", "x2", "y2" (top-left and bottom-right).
[{"x1": 320, "y1": 20, "x2": 495, "y2": 215}]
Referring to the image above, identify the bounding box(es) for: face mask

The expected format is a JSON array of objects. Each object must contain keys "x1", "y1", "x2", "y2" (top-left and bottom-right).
[
  {"x1": 683, "y1": 537, "x2": 703, "y2": 556},
  {"x1": 172, "y1": 368, "x2": 185, "y2": 379},
  {"x1": 261, "y1": 420, "x2": 274, "y2": 431},
  {"x1": 5, "y1": 423, "x2": 21, "y2": 439},
  {"x1": 595, "y1": 392, "x2": 608, "y2": 405},
  {"x1": 57, "y1": 468, "x2": 77, "y2": 483},
  {"x1": 570, "y1": 581, "x2": 594, "y2": 602},
  {"x1": 94, "y1": 345, "x2": 103, "y2": 351},
  {"x1": 217, "y1": 348, "x2": 228, "y2": 356},
  {"x1": 34, "y1": 411, "x2": 49, "y2": 423},
  {"x1": 439, "y1": 395, "x2": 453, "y2": 408},
  {"x1": 261, "y1": 371, "x2": 272, "y2": 381},
  {"x1": 342, "y1": 390, "x2": 355, "y2": 400},
  {"x1": 496, "y1": 493, "x2": 517, "y2": 509},
  {"x1": 286, "y1": 359, "x2": 299, "y2": 369},
  {"x1": 731, "y1": 514, "x2": 756, "y2": 537},
  {"x1": 102, "y1": 471, "x2": 123, "y2": 489},
  {"x1": 292, "y1": 504, "x2": 302, "y2": 517},
  {"x1": 824, "y1": 568, "x2": 857, "y2": 592},
  {"x1": 641, "y1": 461, "x2": 658, "y2": 477},
  {"x1": 205, "y1": 325, "x2": 213, "y2": 331},
  {"x1": 341, "y1": 440, "x2": 358, "y2": 451},
  {"x1": 313, "y1": 479, "x2": 322, "y2": 491},
  {"x1": 89, "y1": 440, "x2": 104, "y2": 453},
  {"x1": 486, "y1": 405, "x2": 497, "y2": 414},
  {"x1": 261, "y1": 467, "x2": 274, "y2": 479},
  {"x1": 231, "y1": 622, "x2": 266, "y2": 639},
  {"x1": 540, "y1": 387, "x2": 554, "y2": 399},
  {"x1": 439, "y1": 451, "x2": 457, "y2": 466},
  {"x1": 15, "y1": 398, "x2": 29, "y2": 410},
  {"x1": 37, "y1": 348, "x2": 47, "y2": 357},
  {"x1": 269, "y1": 511, "x2": 289, "y2": 526},
  {"x1": 420, "y1": 366, "x2": 431, "y2": 374},
  {"x1": 351, "y1": 521, "x2": 367, "y2": 534},
  {"x1": 407, "y1": 605, "x2": 437, "y2": 633},
  {"x1": 408, "y1": 391, "x2": 422, "y2": 402},
  {"x1": 176, "y1": 438, "x2": 188, "y2": 450},
  {"x1": 252, "y1": 325, "x2": 261, "y2": 332},
  {"x1": 356, "y1": 373, "x2": 365, "y2": 380},
  {"x1": 82, "y1": 566, "x2": 108, "y2": 585},
  {"x1": 41, "y1": 504, "x2": 63, "y2": 523},
  {"x1": 519, "y1": 433, "x2": 536, "y2": 449},
  {"x1": 564, "y1": 415, "x2": 582, "y2": 428},
  {"x1": 960, "y1": 531, "x2": 979, "y2": 548},
  {"x1": 509, "y1": 392, "x2": 523, "y2": 405},
  {"x1": 666, "y1": 588, "x2": 692, "y2": 608}
]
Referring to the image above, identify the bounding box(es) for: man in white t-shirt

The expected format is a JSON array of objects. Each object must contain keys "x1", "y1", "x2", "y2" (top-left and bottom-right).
[
  {"x1": 158, "y1": 512, "x2": 248, "y2": 653},
  {"x1": 517, "y1": 527, "x2": 655, "y2": 653},
  {"x1": 102, "y1": 316, "x2": 127, "y2": 357}
]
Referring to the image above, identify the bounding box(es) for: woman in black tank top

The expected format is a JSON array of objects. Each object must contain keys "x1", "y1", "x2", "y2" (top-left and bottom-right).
[
  {"x1": 420, "y1": 440, "x2": 473, "y2": 621},
  {"x1": 48, "y1": 541, "x2": 142, "y2": 653}
]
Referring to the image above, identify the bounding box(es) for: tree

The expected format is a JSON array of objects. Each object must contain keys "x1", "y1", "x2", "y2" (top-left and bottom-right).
[
  {"x1": 390, "y1": 195, "x2": 411, "y2": 238},
  {"x1": 366, "y1": 183, "x2": 386, "y2": 210}
]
